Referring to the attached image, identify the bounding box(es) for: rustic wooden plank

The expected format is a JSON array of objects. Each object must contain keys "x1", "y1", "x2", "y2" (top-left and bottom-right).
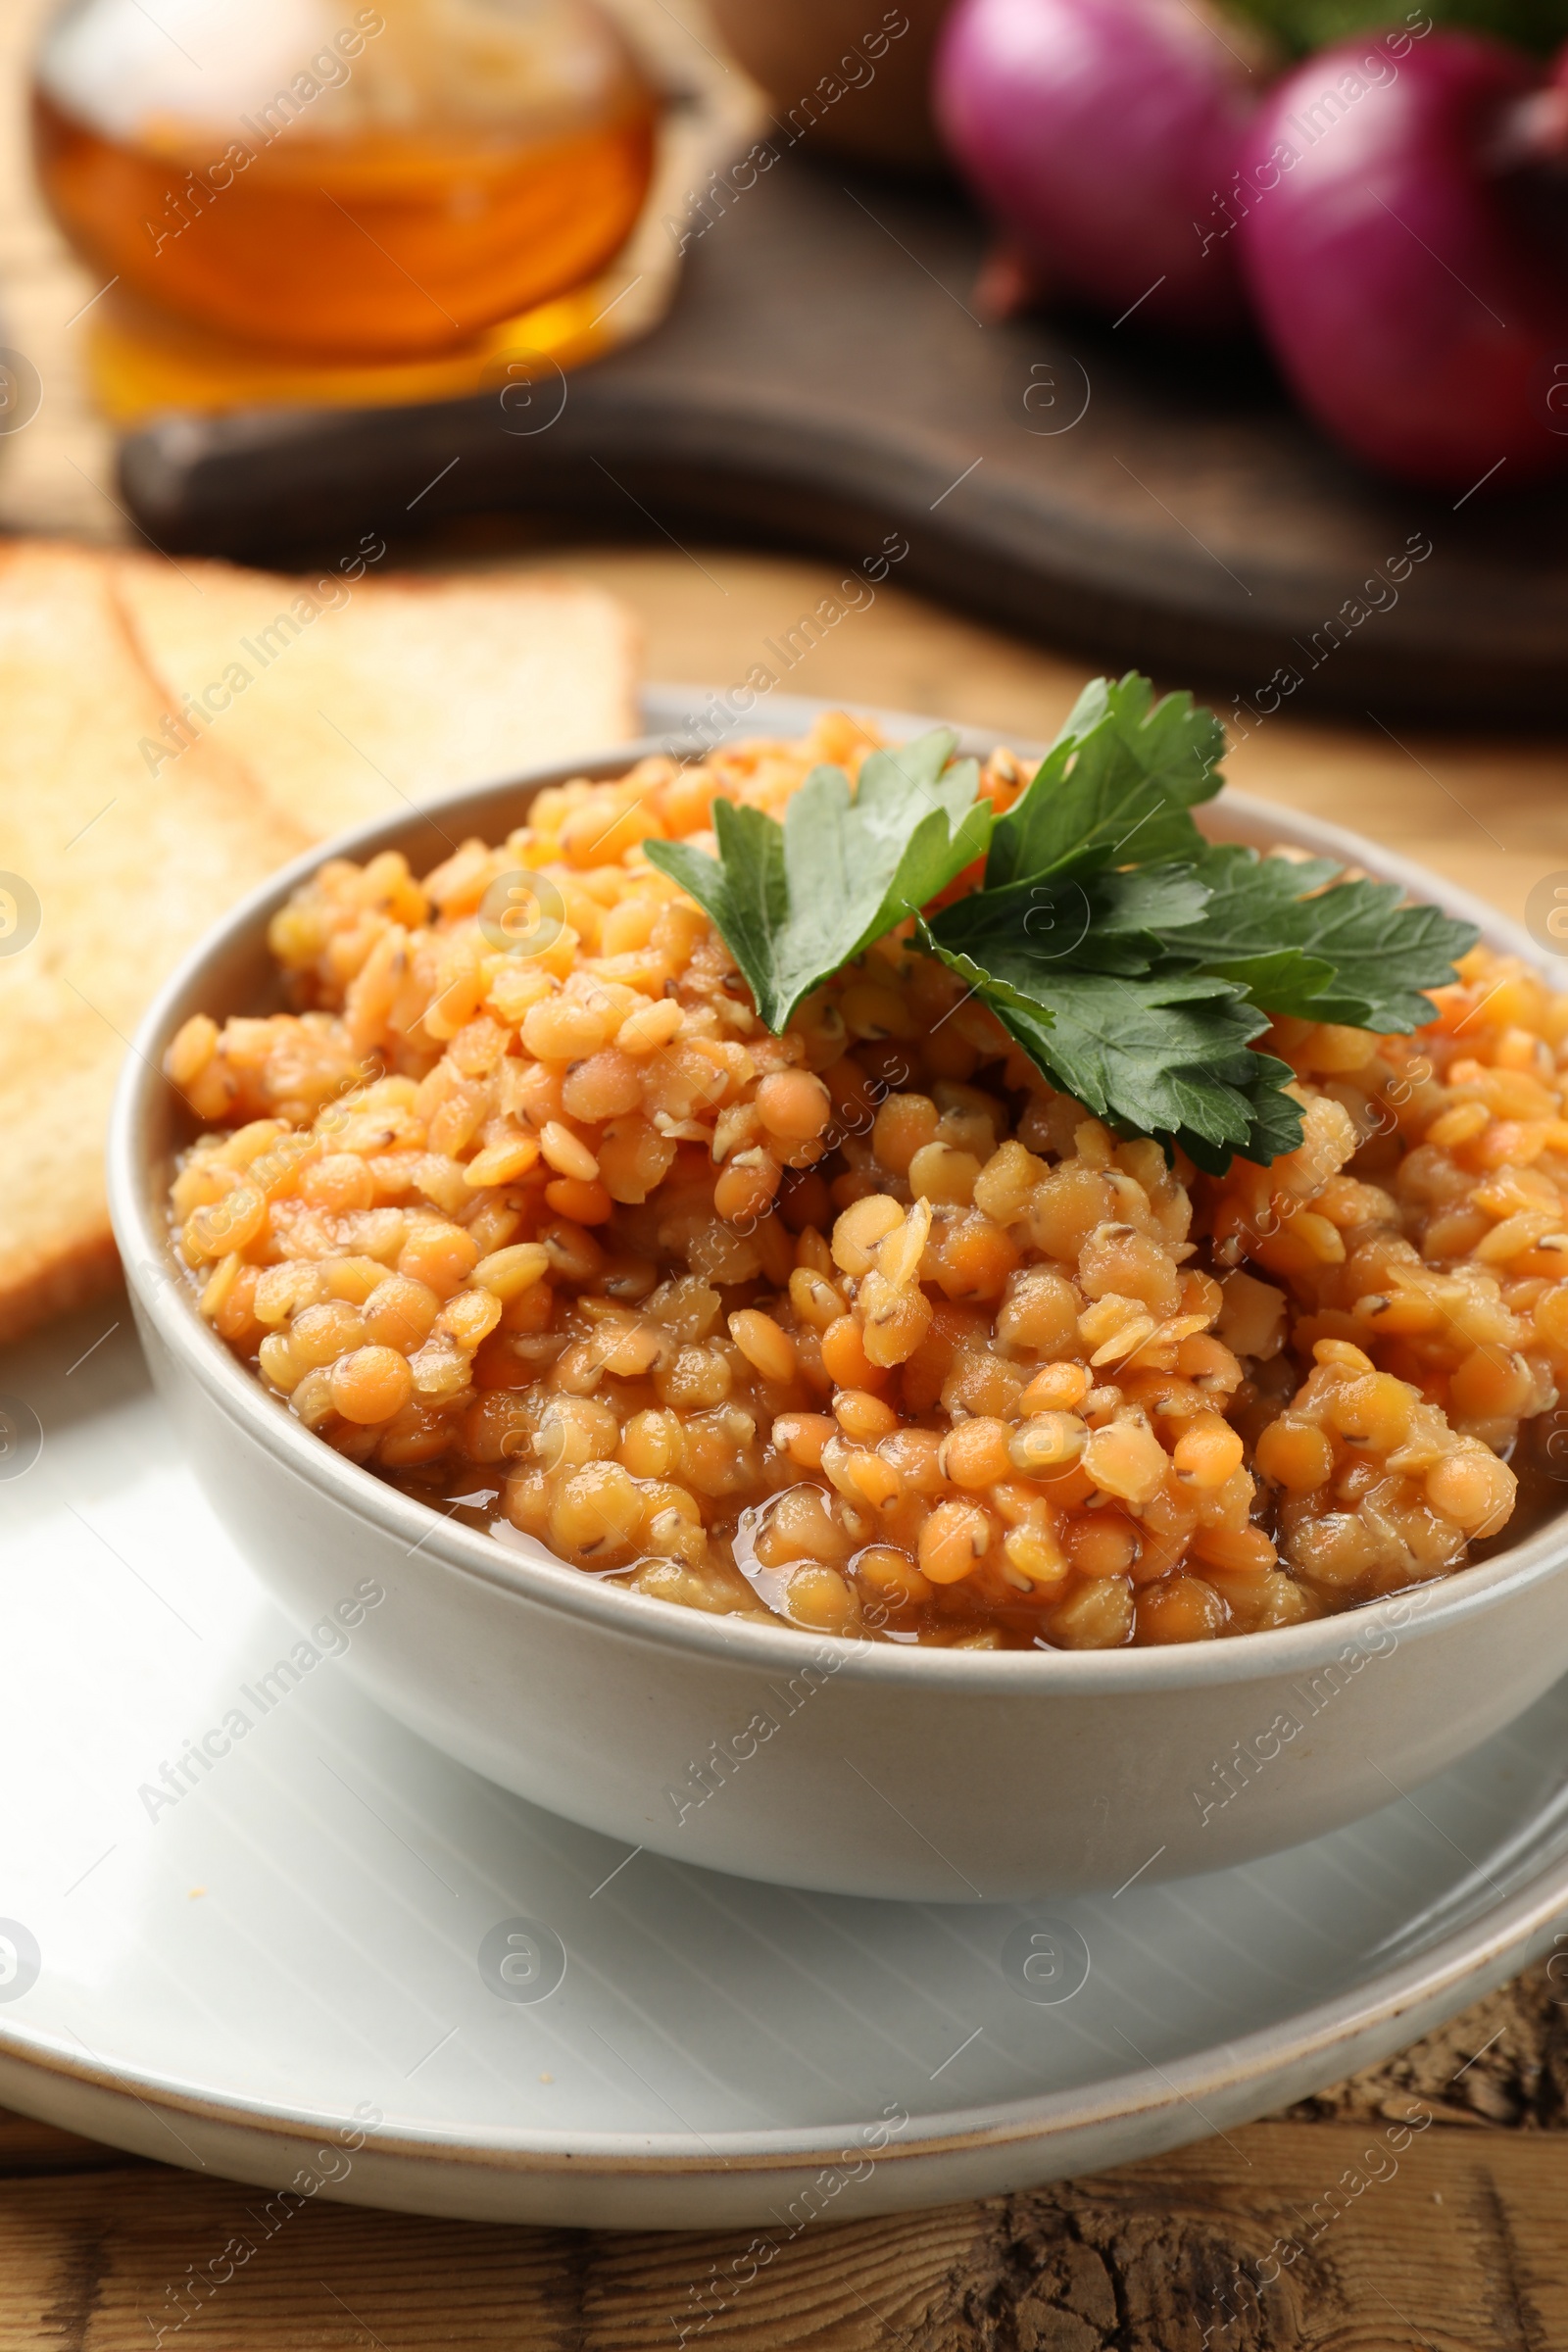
[
  {"x1": 0, "y1": 2106, "x2": 141, "y2": 2181},
  {"x1": 0, "y1": 2169, "x2": 588, "y2": 2351},
  {"x1": 1289, "y1": 1956, "x2": 1568, "y2": 2134},
  {"x1": 914, "y1": 2127, "x2": 1568, "y2": 2352},
  {"x1": 0, "y1": 2120, "x2": 1563, "y2": 2349}
]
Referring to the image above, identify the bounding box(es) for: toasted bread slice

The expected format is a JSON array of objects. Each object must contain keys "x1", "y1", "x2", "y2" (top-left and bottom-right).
[
  {"x1": 114, "y1": 555, "x2": 642, "y2": 843},
  {"x1": 0, "y1": 546, "x2": 640, "y2": 1347},
  {"x1": 0, "y1": 542, "x2": 308, "y2": 1347}
]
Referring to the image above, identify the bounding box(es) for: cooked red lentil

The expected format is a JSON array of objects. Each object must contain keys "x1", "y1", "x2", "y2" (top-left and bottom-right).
[{"x1": 166, "y1": 714, "x2": 1566, "y2": 1650}]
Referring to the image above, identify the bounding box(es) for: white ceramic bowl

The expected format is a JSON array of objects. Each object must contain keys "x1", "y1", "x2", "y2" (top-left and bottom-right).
[{"x1": 108, "y1": 689, "x2": 1568, "y2": 1903}]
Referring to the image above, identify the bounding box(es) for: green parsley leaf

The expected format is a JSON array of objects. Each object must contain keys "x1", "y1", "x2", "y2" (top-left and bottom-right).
[
  {"x1": 923, "y1": 930, "x2": 1305, "y2": 1166},
  {"x1": 642, "y1": 672, "x2": 1473, "y2": 1174},
  {"x1": 643, "y1": 729, "x2": 992, "y2": 1032},
  {"x1": 1225, "y1": 0, "x2": 1567, "y2": 64},
  {"x1": 1155, "y1": 845, "x2": 1479, "y2": 1032},
  {"x1": 930, "y1": 862, "x2": 1209, "y2": 979},
  {"x1": 985, "y1": 673, "x2": 1226, "y2": 889},
  {"x1": 1197, "y1": 1047, "x2": 1309, "y2": 1175}
]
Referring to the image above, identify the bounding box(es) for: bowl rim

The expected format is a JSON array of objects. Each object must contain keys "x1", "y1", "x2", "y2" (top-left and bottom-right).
[{"x1": 107, "y1": 683, "x2": 1568, "y2": 1694}]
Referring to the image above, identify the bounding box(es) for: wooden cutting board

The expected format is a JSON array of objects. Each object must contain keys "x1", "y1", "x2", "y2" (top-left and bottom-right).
[{"x1": 118, "y1": 147, "x2": 1568, "y2": 726}]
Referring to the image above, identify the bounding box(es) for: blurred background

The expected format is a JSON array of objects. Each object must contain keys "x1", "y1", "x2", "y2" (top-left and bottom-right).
[{"x1": 2, "y1": 0, "x2": 1567, "y2": 901}]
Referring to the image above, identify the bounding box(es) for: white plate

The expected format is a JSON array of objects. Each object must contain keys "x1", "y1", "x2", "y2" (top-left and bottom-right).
[
  {"x1": 3, "y1": 1301, "x2": 1567, "y2": 2229},
  {"x1": 5, "y1": 684, "x2": 1568, "y2": 2229}
]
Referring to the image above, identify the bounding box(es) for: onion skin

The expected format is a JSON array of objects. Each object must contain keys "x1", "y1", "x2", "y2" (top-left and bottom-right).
[
  {"x1": 1235, "y1": 32, "x2": 1568, "y2": 489},
  {"x1": 933, "y1": 0, "x2": 1258, "y2": 333}
]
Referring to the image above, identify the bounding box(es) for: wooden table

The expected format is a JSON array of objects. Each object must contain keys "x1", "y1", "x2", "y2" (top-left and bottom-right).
[{"x1": 4, "y1": 1, "x2": 1568, "y2": 2340}]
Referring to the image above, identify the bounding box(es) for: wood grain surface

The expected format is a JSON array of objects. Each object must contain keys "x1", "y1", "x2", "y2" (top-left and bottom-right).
[
  {"x1": 3, "y1": 0, "x2": 1568, "y2": 2335},
  {"x1": 3, "y1": 2064, "x2": 1568, "y2": 2349}
]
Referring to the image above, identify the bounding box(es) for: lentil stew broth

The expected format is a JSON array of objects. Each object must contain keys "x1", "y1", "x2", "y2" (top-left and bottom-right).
[{"x1": 166, "y1": 718, "x2": 1568, "y2": 1652}]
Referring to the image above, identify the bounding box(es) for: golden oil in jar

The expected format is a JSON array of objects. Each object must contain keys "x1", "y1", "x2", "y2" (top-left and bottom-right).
[{"x1": 33, "y1": 0, "x2": 657, "y2": 362}]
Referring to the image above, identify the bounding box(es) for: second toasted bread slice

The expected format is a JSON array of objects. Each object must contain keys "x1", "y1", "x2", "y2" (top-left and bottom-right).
[{"x1": 114, "y1": 553, "x2": 641, "y2": 844}]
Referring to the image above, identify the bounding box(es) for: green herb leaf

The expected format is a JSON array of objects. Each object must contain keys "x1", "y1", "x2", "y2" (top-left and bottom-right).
[
  {"x1": 644, "y1": 729, "x2": 992, "y2": 1032},
  {"x1": 1197, "y1": 1048, "x2": 1309, "y2": 1176},
  {"x1": 930, "y1": 862, "x2": 1209, "y2": 979},
  {"x1": 645, "y1": 798, "x2": 788, "y2": 1011},
  {"x1": 985, "y1": 673, "x2": 1226, "y2": 889},
  {"x1": 1225, "y1": 0, "x2": 1568, "y2": 63},
  {"x1": 643, "y1": 674, "x2": 1472, "y2": 1176},
  {"x1": 1155, "y1": 845, "x2": 1479, "y2": 1032},
  {"x1": 924, "y1": 929, "x2": 1305, "y2": 1166}
]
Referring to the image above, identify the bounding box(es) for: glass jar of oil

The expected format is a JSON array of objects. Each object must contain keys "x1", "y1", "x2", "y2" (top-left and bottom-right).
[{"x1": 32, "y1": 0, "x2": 657, "y2": 363}]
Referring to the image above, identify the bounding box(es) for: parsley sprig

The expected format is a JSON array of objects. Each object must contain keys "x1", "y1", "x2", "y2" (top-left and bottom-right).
[
  {"x1": 644, "y1": 730, "x2": 990, "y2": 1032},
  {"x1": 644, "y1": 675, "x2": 1477, "y2": 1172}
]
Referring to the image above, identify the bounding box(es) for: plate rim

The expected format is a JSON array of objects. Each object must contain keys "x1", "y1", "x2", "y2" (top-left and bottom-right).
[{"x1": 0, "y1": 1753, "x2": 1564, "y2": 2175}]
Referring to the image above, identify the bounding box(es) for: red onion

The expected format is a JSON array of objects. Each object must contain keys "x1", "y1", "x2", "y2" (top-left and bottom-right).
[
  {"x1": 933, "y1": 0, "x2": 1259, "y2": 333},
  {"x1": 1235, "y1": 31, "x2": 1568, "y2": 490}
]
